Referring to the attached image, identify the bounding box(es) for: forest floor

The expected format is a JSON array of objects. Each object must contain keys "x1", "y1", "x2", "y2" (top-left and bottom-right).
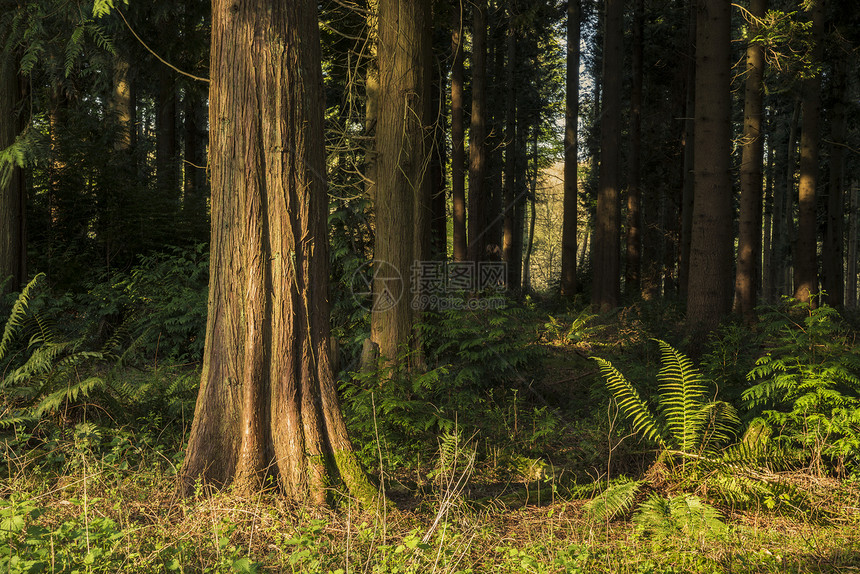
[{"x1": 5, "y1": 299, "x2": 860, "y2": 572}]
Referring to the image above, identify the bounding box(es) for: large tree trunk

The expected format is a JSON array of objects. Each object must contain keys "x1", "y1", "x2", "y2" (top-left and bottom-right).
[
  {"x1": 794, "y1": 0, "x2": 824, "y2": 304},
  {"x1": 451, "y1": 0, "x2": 467, "y2": 262},
  {"x1": 0, "y1": 55, "x2": 25, "y2": 291},
  {"x1": 468, "y1": 0, "x2": 487, "y2": 263},
  {"x1": 734, "y1": 0, "x2": 766, "y2": 319},
  {"x1": 686, "y1": 0, "x2": 733, "y2": 338},
  {"x1": 371, "y1": 0, "x2": 432, "y2": 364},
  {"x1": 181, "y1": 0, "x2": 376, "y2": 507},
  {"x1": 624, "y1": 0, "x2": 644, "y2": 298},
  {"x1": 591, "y1": 0, "x2": 623, "y2": 311},
  {"x1": 823, "y1": 56, "x2": 845, "y2": 307},
  {"x1": 560, "y1": 0, "x2": 580, "y2": 297}
]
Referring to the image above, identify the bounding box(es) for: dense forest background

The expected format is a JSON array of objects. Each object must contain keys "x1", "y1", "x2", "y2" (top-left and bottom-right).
[{"x1": 3, "y1": 0, "x2": 860, "y2": 571}]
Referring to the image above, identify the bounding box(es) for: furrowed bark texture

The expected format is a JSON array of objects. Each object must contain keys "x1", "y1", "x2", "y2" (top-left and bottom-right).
[{"x1": 181, "y1": 0, "x2": 376, "y2": 507}]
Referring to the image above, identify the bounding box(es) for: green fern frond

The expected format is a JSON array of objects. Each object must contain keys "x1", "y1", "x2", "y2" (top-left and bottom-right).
[
  {"x1": 584, "y1": 478, "x2": 644, "y2": 522},
  {"x1": 633, "y1": 493, "x2": 726, "y2": 540},
  {"x1": 0, "y1": 273, "x2": 44, "y2": 363},
  {"x1": 33, "y1": 376, "x2": 105, "y2": 416},
  {"x1": 654, "y1": 339, "x2": 709, "y2": 453},
  {"x1": 697, "y1": 400, "x2": 740, "y2": 453},
  {"x1": 592, "y1": 357, "x2": 666, "y2": 448}
]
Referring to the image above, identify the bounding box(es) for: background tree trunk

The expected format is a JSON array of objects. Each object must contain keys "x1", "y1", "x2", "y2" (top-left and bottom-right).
[
  {"x1": 686, "y1": 0, "x2": 733, "y2": 339},
  {"x1": 625, "y1": 0, "x2": 644, "y2": 298},
  {"x1": 451, "y1": 0, "x2": 467, "y2": 262},
  {"x1": 560, "y1": 0, "x2": 580, "y2": 297},
  {"x1": 734, "y1": 0, "x2": 766, "y2": 319},
  {"x1": 502, "y1": 25, "x2": 520, "y2": 292},
  {"x1": 0, "y1": 55, "x2": 25, "y2": 291},
  {"x1": 371, "y1": 0, "x2": 432, "y2": 365},
  {"x1": 794, "y1": 0, "x2": 824, "y2": 304},
  {"x1": 468, "y1": 0, "x2": 487, "y2": 263},
  {"x1": 823, "y1": 56, "x2": 845, "y2": 307},
  {"x1": 678, "y1": 0, "x2": 696, "y2": 300},
  {"x1": 181, "y1": 0, "x2": 376, "y2": 507},
  {"x1": 591, "y1": 0, "x2": 623, "y2": 311}
]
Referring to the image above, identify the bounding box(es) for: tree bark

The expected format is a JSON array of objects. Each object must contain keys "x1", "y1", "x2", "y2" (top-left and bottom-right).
[
  {"x1": 793, "y1": 0, "x2": 824, "y2": 304},
  {"x1": 625, "y1": 0, "x2": 644, "y2": 298},
  {"x1": 678, "y1": 0, "x2": 696, "y2": 300},
  {"x1": 468, "y1": 0, "x2": 487, "y2": 263},
  {"x1": 0, "y1": 54, "x2": 25, "y2": 291},
  {"x1": 591, "y1": 0, "x2": 623, "y2": 311},
  {"x1": 560, "y1": 0, "x2": 580, "y2": 297},
  {"x1": 502, "y1": 25, "x2": 520, "y2": 292},
  {"x1": 181, "y1": 0, "x2": 376, "y2": 507},
  {"x1": 734, "y1": 0, "x2": 766, "y2": 320},
  {"x1": 364, "y1": 0, "x2": 379, "y2": 203},
  {"x1": 686, "y1": 0, "x2": 733, "y2": 338},
  {"x1": 823, "y1": 56, "x2": 845, "y2": 307},
  {"x1": 371, "y1": 0, "x2": 432, "y2": 365},
  {"x1": 848, "y1": 181, "x2": 858, "y2": 308},
  {"x1": 156, "y1": 69, "x2": 179, "y2": 209},
  {"x1": 451, "y1": 0, "x2": 467, "y2": 262}
]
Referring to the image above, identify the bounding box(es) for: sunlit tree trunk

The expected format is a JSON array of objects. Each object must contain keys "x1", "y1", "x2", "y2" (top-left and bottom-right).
[
  {"x1": 794, "y1": 0, "x2": 824, "y2": 304},
  {"x1": 451, "y1": 0, "x2": 467, "y2": 262},
  {"x1": 592, "y1": 0, "x2": 622, "y2": 311},
  {"x1": 181, "y1": 0, "x2": 376, "y2": 507},
  {"x1": 523, "y1": 129, "x2": 537, "y2": 293},
  {"x1": 762, "y1": 127, "x2": 775, "y2": 302},
  {"x1": 0, "y1": 55, "x2": 25, "y2": 291},
  {"x1": 625, "y1": 0, "x2": 643, "y2": 297},
  {"x1": 560, "y1": 0, "x2": 580, "y2": 297},
  {"x1": 371, "y1": 0, "x2": 432, "y2": 364},
  {"x1": 468, "y1": 0, "x2": 487, "y2": 263},
  {"x1": 686, "y1": 0, "x2": 732, "y2": 338},
  {"x1": 734, "y1": 0, "x2": 766, "y2": 320}
]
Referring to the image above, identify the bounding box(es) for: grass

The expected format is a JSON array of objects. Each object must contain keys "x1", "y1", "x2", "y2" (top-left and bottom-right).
[{"x1": 3, "y1": 424, "x2": 860, "y2": 574}]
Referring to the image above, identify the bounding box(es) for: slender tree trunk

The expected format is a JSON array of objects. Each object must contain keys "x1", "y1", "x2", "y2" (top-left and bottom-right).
[
  {"x1": 848, "y1": 181, "x2": 858, "y2": 308},
  {"x1": 468, "y1": 0, "x2": 487, "y2": 263},
  {"x1": 157, "y1": 69, "x2": 179, "y2": 208},
  {"x1": 371, "y1": 0, "x2": 432, "y2": 365},
  {"x1": 430, "y1": 20, "x2": 448, "y2": 260},
  {"x1": 183, "y1": 89, "x2": 209, "y2": 242},
  {"x1": 794, "y1": 0, "x2": 824, "y2": 304},
  {"x1": 485, "y1": 1, "x2": 504, "y2": 258},
  {"x1": 678, "y1": 0, "x2": 696, "y2": 300},
  {"x1": 181, "y1": 0, "x2": 376, "y2": 507},
  {"x1": 0, "y1": 55, "x2": 25, "y2": 291},
  {"x1": 823, "y1": 56, "x2": 845, "y2": 307},
  {"x1": 734, "y1": 0, "x2": 766, "y2": 319},
  {"x1": 762, "y1": 127, "x2": 775, "y2": 302},
  {"x1": 686, "y1": 0, "x2": 733, "y2": 339},
  {"x1": 592, "y1": 0, "x2": 623, "y2": 311},
  {"x1": 523, "y1": 129, "x2": 537, "y2": 293},
  {"x1": 364, "y1": 0, "x2": 379, "y2": 205},
  {"x1": 772, "y1": 98, "x2": 800, "y2": 298},
  {"x1": 625, "y1": 0, "x2": 644, "y2": 297},
  {"x1": 451, "y1": 0, "x2": 467, "y2": 261},
  {"x1": 560, "y1": 0, "x2": 580, "y2": 297},
  {"x1": 502, "y1": 26, "x2": 520, "y2": 292}
]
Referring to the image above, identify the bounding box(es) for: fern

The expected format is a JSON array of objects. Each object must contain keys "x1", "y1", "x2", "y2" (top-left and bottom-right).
[
  {"x1": 0, "y1": 274, "x2": 44, "y2": 363},
  {"x1": 655, "y1": 339, "x2": 710, "y2": 453},
  {"x1": 633, "y1": 493, "x2": 727, "y2": 541},
  {"x1": 584, "y1": 478, "x2": 644, "y2": 522},
  {"x1": 592, "y1": 357, "x2": 666, "y2": 447}
]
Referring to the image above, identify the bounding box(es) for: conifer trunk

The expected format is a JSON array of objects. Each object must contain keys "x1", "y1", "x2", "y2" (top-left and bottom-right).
[
  {"x1": 560, "y1": 0, "x2": 580, "y2": 297},
  {"x1": 451, "y1": 0, "x2": 467, "y2": 262},
  {"x1": 181, "y1": 0, "x2": 376, "y2": 507}
]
